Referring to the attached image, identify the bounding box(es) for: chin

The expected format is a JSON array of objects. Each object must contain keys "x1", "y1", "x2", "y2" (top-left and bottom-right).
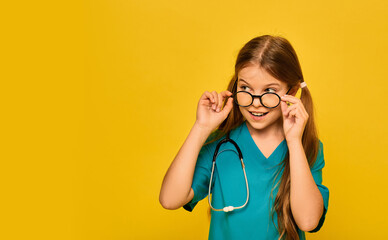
[{"x1": 246, "y1": 120, "x2": 270, "y2": 131}]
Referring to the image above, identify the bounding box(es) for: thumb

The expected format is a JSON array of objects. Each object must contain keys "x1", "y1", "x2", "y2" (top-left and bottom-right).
[
  {"x1": 221, "y1": 97, "x2": 234, "y2": 116},
  {"x1": 280, "y1": 101, "x2": 287, "y2": 119}
]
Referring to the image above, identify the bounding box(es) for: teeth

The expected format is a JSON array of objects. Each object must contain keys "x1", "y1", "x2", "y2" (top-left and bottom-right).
[{"x1": 251, "y1": 112, "x2": 265, "y2": 116}]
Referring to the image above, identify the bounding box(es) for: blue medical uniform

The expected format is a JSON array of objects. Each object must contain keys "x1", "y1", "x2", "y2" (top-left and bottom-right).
[{"x1": 183, "y1": 121, "x2": 329, "y2": 240}]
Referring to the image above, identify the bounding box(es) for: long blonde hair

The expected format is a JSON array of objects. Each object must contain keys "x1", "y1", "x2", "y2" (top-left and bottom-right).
[{"x1": 204, "y1": 35, "x2": 320, "y2": 240}]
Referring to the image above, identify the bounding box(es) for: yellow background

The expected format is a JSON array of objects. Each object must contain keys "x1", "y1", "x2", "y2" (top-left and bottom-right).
[{"x1": 1, "y1": 0, "x2": 387, "y2": 239}]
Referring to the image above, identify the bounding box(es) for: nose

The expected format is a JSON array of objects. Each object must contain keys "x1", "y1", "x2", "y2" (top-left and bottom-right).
[{"x1": 252, "y1": 96, "x2": 263, "y2": 108}]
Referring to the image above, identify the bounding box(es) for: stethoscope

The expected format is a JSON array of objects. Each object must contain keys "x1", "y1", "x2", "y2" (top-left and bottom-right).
[{"x1": 208, "y1": 131, "x2": 250, "y2": 212}]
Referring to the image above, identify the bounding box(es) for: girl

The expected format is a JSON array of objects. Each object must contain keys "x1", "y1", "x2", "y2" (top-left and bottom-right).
[{"x1": 159, "y1": 35, "x2": 329, "y2": 240}]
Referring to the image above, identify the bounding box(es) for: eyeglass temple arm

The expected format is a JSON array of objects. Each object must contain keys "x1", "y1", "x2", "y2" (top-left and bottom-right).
[{"x1": 286, "y1": 87, "x2": 292, "y2": 95}]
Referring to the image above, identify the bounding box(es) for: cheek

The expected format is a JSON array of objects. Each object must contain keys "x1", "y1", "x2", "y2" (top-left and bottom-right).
[
  {"x1": 238, "y1": 106, "x2": 249, "y2": 115},
  {"x1": 271, "y1": 107, "x2": 283, "y2": 117}
]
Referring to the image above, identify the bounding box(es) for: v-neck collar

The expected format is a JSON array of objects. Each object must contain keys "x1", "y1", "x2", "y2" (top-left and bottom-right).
[{"x1": 242, "y1": 121, "x2": 286, "y2": 160}]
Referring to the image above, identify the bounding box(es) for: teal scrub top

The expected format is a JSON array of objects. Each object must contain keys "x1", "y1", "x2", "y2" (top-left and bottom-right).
[{"x1": 183, "y1": 121, "x2": 329, "y2": 240}]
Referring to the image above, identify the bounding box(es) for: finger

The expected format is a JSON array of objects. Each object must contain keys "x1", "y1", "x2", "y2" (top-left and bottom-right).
[
  {"x1": 220, "y1": 90, "x2": 233, "y2": 98},
  {"x1": 297, "y1": 106, "x2": 306, "y2": 119},
  {"x1": 297, "y1": 107, "x2": 304, "y2": 118},
  {"x1": 301, "y1": 105, "x2": 309, "y2": 119},
  {"x1": 281, "y1": 95, "x2": 301, "y2": 104},
  {"x1": 289, "y1": 108, "x2": 297, "y2": 118},
  {"x1": 297, "y1": 107, "x2": 308, "y2": 120},
  {"x1": 204, "y1": 91, "x2": 215, "y2": 102},
  {"x1": 216, "y1": 92, "x2": 223, "y2": 112},
  {"x1": 203, "y1": 91, "x2": 215, "y2": 106},
  {"x1": 285, "y1": 107, "x2": 296, "y2": 118},
  {"x1": 280, "y1": 100, "x2": 288, "y2": 117},
  {"x1": 284, "y1": 105, "x2": 297, "y2": 116},
  {"x1": 286, "y1": 99, "x2": 307, "y2": 119},
  {"x1": 211, "y1": 91, "x2": 218, "y2": 110}
]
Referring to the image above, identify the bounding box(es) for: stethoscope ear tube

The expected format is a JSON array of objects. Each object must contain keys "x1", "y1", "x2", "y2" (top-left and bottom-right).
[
  {"x1": 208, "y1": 132, "x2": 249, "y2": 213},
  {"x1": 212, "y1": 132, "x2": 243, "y2": 162}
]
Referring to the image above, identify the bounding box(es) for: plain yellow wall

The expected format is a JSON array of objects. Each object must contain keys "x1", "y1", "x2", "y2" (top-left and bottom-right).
[{"x1": 1, "y1": 0, "x2": 387, "y2": 239}]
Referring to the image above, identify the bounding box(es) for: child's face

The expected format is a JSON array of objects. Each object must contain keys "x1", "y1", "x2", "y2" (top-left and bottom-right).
[{"x1": 236, "y1": 64, "x2": 290, "y2": 132}]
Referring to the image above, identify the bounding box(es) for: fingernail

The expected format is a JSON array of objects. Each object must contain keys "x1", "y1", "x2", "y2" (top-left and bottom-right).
[{"x1": 217, "y1": 108, "x2": 220, "y2": 112}]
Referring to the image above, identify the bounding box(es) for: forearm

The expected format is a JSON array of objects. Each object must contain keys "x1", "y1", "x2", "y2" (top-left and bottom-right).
[
  {"x1": 288, "y1": 140, "x2": 323, "y2": 232},
  {"x1": 159, "y1": 122, "x2": 212, "y2": 209}
]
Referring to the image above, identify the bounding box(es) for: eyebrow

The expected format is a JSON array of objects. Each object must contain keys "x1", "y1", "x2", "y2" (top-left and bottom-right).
[{"x1": 238, "y1": 79, "x2": 281, "y2": 87}]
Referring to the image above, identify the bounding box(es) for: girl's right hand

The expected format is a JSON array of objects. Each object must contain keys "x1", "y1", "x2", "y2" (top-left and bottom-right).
[{"x1": 195, "y1": 90, "x2": 234, "y2": 132}]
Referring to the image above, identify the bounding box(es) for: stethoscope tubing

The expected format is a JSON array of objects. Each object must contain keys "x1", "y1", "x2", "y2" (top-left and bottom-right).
[{"x1": 207, "y1": 133, "x2": 250, "y2": 212}]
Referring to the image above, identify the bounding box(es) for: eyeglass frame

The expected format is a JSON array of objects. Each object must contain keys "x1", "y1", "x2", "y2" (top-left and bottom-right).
[{"x1": 231, "y1": 79, "x2": 292, "y2": 109}]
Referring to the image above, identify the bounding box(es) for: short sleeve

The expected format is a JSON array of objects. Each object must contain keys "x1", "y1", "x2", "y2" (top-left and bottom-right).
[
  {"x1": 308, "y1": 140, "x2": 330, "y2": 233},
  {"x1": 182, "y1": 139, "x2": 215, "y2": 212}
]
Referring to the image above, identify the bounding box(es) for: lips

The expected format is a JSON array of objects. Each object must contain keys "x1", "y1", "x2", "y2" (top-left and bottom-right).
[{"x1": 249, "y1": 111, "x2": 269, "y2": 116}]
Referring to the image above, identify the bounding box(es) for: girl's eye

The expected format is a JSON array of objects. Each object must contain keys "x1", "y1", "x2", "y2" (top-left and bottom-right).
[
  {"x1": 266, "y1": 88, "x2": 276, "y2": 93},
  {"x1": 240, "y1": 85, "x2": 250, "y2": 91}
]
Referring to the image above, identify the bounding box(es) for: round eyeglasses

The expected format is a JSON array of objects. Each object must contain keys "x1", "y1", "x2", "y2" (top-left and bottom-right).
[{"x1": 232, "y1": 87, "x2": 292, "y2": 109}]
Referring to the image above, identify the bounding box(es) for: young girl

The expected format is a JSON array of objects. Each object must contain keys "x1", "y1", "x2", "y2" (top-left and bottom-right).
[{"x1": 159, "y1": 35, "x2": 329, "y2": 240}]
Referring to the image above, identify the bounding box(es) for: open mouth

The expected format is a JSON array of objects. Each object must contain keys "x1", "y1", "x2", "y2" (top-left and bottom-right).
[{"x1": 249, "y1": 111, "x2": 269, "y2": 117}]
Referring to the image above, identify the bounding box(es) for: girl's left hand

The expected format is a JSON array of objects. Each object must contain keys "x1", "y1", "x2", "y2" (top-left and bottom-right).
[{"x1": 280, "y1": 95, "x2": 309, "y2": 143}]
